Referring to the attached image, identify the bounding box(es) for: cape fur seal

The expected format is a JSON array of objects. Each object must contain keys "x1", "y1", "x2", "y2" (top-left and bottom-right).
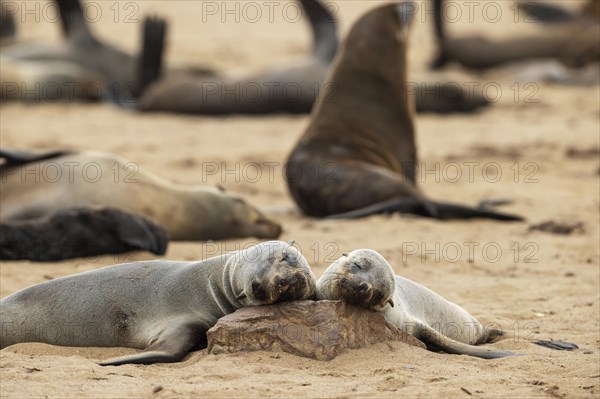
[
  {"x1": 0, "y1": 241, "x2": 317, "y2": 365},
  {"x1": 0, "y1": 207, "x2": 168, "y2": 261},
  {"x1": 0, "y1": 0, "x2": 166, "y2": 103},
  {"x1": 138, "y1": 0, "x2": 487, "y2": 114},
  {"x1": 285, "y1": 3, "x2": 522, "y2": 221},
  {"x1": 432, "y1": 0, "x2": 600, "y2": 70},
  {"x1": 317, "y1": 250, "x2": 577, "y2": 359},
  {"x1": 138, "y1": 0, "x2": 338, "y2": 114},
  {"x1": 0, "y1": 149, "x2": 282, "y2": 241}
]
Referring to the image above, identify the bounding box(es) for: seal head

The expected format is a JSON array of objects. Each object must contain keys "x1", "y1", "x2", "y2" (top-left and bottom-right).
[
  {"x1": 317, "y1": 249, "x2": 395, "y2": 311},
  {"x1": 233, "y1": 241, "x2": 317, "y2": 306}
]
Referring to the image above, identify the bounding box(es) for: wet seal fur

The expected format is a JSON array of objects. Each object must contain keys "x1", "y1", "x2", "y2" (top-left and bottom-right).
[
  {"x1": 317, "y1": 249, "x2": 578, "y2": 358},
  {"x1": 285, "y1": 3, "x2": 523, "y2": 221},
  {"x1": 0, "y1": 149, "x2": 282, "y2": 241},
  {"x1": 0, "y1": 241, "x2": 317, "y2": 365}
]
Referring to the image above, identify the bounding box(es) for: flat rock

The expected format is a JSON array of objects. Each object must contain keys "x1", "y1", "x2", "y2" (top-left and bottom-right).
[{"x1": 207, "y1": 300, "x2": 425, "y2": 361}]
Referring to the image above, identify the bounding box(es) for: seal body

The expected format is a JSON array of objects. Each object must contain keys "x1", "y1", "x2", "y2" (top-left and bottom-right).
[
  {"x1": 0, "y1": 149, "x2": 282, "y2": 241},
  {"x1": 285, "y1": 3, "x2": 522, "y2": 221},
  {"x1": 0, "y1": 241, "x2": 316, "y2": 365},
  {"x1": 317, "y1": 249, "x2": 512, "y2": 359},
  {"x1": 0, "y1": 207, "x2": 168, "y2": 261},
  {"x1": 138, "y1": 0, "x2": 338, "y2": 114},
  {"x1": 0, "y1": 1, "x2": 166, "y2": 104},
  {"x1": 432, "y1": 0, "x2": 600, "y2": 70}
]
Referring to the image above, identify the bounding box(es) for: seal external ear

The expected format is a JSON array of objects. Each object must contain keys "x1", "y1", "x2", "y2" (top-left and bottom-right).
[{"x1": 99, "y1": 323, "x2": 205, "y2": 366}]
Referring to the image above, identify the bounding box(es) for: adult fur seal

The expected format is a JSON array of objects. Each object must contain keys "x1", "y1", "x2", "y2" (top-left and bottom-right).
[
  {"x1": 432, "y1": 0, "x2": 600, "y2": 70},
  {"x1": 0, "y1": 0, "x2": 166, "y2": 103},
  {"x1": 138, "y1": 0, "x2": 338, "y2": 114},
  {"x1": 0, "y1": 207, "x2": 168, "y2": 261},
  {"x1": 317, "y1": 250, "x2": 577, "y2": 359},
  {"x1": 0, "y1": 241, "x2": 317, "y2": 365},
  {"x1": 285, "y1": 3, "x2": 522, "y2": 221},
  {"x1": 0, "y1": 149, "x2": 282, "y2": 241},
  {"x1": 138, "y1": 0, "x2": 487, "y2": 114}
]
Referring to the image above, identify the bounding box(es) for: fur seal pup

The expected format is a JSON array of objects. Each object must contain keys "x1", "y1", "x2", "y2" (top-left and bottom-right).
[
  {"x1": 432, "y1": 0, "x2": 600, "y2": 70},
  {"x1": 317, "y1": 250, "x2": 577, "y2": 359},
  {"x1": 0, "y1": 1, "x2": 166, "y2": 104},
  {"x1": 0, "y1": 149, "x2": 282, "y2": 241},
  {"x1": 0, "y1": 241, "x2": 317, "y2": 365},
  {"x1": 284, "y1": 3, "x2": 522, "y2": 221},
  {"x1": 0, "y1": 207, "x2": 168, "y2": 261}
]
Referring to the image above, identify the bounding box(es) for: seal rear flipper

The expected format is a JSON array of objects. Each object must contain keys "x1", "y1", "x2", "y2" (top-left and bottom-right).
[
  {"x1": 534, "y1": 340, "x2": 579, "y2": 351},
  {"x1": 418, "y1": 326, "x2": 519, "y2": 359},
  {"x1": 517, "y1": 1, "x2": 576, "y2": 23},
  {"x1": 1, "y1": 2, "x2": 16, "y2": 42},
  {"x1": 429, "y1": 200, "x2": 524, "y2": 221},
  {"x1": 0, "y1": 149, "x2": 72, "y2": 167},
  {"x1": 134, "y1": 16, "x2": 167, "y2": 99},
  {"x1": 430, "y1": 0, "x2": 451, "y2": 69},
  {"x1": 55, "y1": 0, "x2": 98, "y2": 45},
  {"x1": 299, "y1": 0, "x2": 338, "y2": 62},
  {"x1": 99, "y1": 324, "x2": 205, "y2": 366},
  {"x1": 324, "y1": 197, "x2": 426, "y2": 220},
  {"x1": 112, "y1": 209, "x2": 169, "y2": 255}
]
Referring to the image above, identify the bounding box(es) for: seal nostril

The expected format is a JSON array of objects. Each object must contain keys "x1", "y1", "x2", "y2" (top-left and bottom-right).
[
  {"x1": 358, "y1": 282, "x2": 370, "y2": 292},
  {"x1": 252, "y1": 281, "x2": 268, "y2": 301}
]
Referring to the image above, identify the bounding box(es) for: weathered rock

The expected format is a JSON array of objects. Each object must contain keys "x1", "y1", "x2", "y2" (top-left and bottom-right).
[{"x1": 207, "y1": 300, "x2": 425, "y2": 361}]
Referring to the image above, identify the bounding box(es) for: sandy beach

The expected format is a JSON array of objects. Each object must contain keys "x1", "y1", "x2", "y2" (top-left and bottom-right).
[{"x1": 1, "y1": 1, "x2": 599, "y2": 398}]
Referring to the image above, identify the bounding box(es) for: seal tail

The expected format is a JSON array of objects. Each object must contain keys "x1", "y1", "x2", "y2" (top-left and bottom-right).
[
  {"x1": 430, "y1": 0, "x2": 451, "y2": 69},
  {"x1": 55, "y1": 0, "x2": 98, "y2": 45},
  {"x1": 135, "y1": 16, "x2": 167, "y2": 99},
  {"x1": 299, "y1": 0, "x2": 338, "y2": 62}
]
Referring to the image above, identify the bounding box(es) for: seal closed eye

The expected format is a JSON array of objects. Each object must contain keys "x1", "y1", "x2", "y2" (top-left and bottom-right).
[{"x1": 0, "y1": 241, "x2": 317, "y2": 365}]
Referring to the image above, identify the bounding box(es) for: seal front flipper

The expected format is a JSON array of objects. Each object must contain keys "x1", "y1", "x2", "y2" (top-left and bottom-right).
[
  {"x1": 417, "y1": 325, "x2": 519, "y2": 360},
  {"x1": 99, "y1": 324, "x2": 206, "y2": 366}
]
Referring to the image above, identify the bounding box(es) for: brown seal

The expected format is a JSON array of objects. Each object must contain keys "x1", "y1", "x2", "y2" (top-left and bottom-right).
[
  {"x1": 0, "y1": 149, "x2": 282, "y2": 241},
  {"x1": 138, "y1": 0, "x2": 338, "y2": 114},
  {"x1": 0, "y1": 0, "x2": 166, "y2": 104},
  {"x1": 285, "y1": 3, "x2": 523, "y2": 221},
  {"x1": 432, "y1": 0, "x2": 600, "y2": 70}
]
